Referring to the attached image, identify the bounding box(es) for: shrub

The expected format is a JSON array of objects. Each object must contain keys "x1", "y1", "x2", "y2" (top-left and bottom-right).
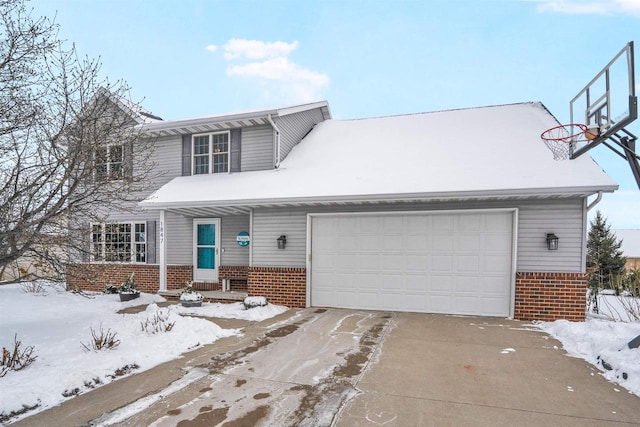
[
  {"x1": 103, "y1": 284, "x2": 119, "y2": 294},
  {"x1": 1, "y1": 334, "x2": 37, "y2": 377},
  {"x1": 140, "y1": 309, "x2": 175, "y2": 334},
  {"x1": 17, "y1": 281, "x2": 47, "y2": 295},
  {"x1": 180, "y1": 281, "x2": 203, "y2": 302},
  {"x1": 81, "y1": 325, "x2": 120, "y2": 352},
  {"x1": 119, "y1": 273, "x2": 139, "y2": 295},
  {"x1": 244, "y1": 296, "x2": 268, "y2": 309}
]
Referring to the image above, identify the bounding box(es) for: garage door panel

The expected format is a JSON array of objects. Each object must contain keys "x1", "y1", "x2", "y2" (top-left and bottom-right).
[
  {"x1": 311, "y1": 211, "x2": 513, "y2": 317},
  {"x1": 406, "y1": 275, "x2": 428, "y2": 291},
  {"x1": 483, "y1": 255, "x2": 511, "y2": 272},
  {"x1": 430, "y1": 275, "x2": 452, "y2": 291},
  {"x1": 382, "y1": 255, "x2": 403, "y2": 270},
  {"x1": 456, "y1": 276, "x2": 479, "y2": 293},
  {"x1": 406, "y1": 255, "x2": 428, "y2": 271},
  {"x1": 432, "y1": 255, "x2": 453, "y2": 272}
]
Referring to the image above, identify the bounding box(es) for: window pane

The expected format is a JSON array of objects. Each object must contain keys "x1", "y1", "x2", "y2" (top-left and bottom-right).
[
  {"x1": 213, "y1": 153, "x2": 228, "y2": 173},
  {"x1": 194, "y1": 156, "x2": 209, "y2": 174},
  {"x1": 197, "y1": 247, "x2": 215, "y2": 269},
  {"x1": 212, "y1": 133, "x2": 228, "y2": 153},
  {"x1": 197, "y1": 224, "x2": 215, "y2": 245},
  {"x1": 194, "y1": 136, "x2": 209, "y2": 155}
]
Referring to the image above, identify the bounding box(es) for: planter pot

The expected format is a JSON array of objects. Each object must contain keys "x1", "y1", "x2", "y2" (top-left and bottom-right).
[
  {"x1": 181, "y1": 300, "x2": 203, "y2": 307},
  {"x1": 119, "y1": 292, "x2": 140, "y2": 302}
]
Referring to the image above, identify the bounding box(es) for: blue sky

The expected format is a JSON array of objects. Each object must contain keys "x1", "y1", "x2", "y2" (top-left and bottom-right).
[{"x1": 33, "y1": 0, "x2": 640, "y2": 229}]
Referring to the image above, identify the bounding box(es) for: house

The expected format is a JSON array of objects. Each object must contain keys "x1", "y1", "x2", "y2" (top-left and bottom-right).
[
  {"x1": 614, "y1": 229, "x2": 640, "y2": 271},
  {"x1": 67, "y1": 100, "x2": 618, "y2": 322}
]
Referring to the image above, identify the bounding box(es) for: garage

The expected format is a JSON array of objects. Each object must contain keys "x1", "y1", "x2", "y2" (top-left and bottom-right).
[{"x1": 310, "y1": 210, "x2": 515, "y2": 316}]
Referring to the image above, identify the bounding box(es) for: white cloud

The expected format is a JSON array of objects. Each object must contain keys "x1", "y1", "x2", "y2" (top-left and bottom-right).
[
  {"x1": 223, "y1": 39, "x2": 299, "y2": 60},
  {"x1": 205, "y1": 38, "x2": 329, "y2": 103},
  {"x1": 204, "y1": 44, "x2": 218, "y2": 52},
  {"x1": 534, "y1": 0, "x2": 640, "y2": 15}
]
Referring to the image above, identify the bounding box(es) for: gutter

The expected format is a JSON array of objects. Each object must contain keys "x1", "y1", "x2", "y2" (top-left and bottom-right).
[
  {"x1": 267, "y1": 114, "x2": 282, "y2": 169},
  {"x1": 587, "y1": 191, "x2": 604, "y2": 211}
]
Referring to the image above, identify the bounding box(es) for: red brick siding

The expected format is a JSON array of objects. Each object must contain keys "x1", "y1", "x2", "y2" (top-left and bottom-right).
[
  {"x1": 66, "y1": 264, "x2": 191, "y2": 293},
  {"x1": 248, "y1": 267, "x2": 306, "y2": 308},
  {"x1": 515, "y1": 272, "x2": 587, "y2": 322},
  {"x1": 219, "y1": 265, "x2": 250, "y2": 292}
]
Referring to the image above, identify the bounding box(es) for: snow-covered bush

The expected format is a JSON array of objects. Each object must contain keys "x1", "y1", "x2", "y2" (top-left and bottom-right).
[
  {"x1": 118, "y1": 273, "x2": 139, "y2": 295},
  {"x1": 244, "y1": 296, "x2": 268, "y2": 309},
  {"x1": 140, "y1": 309, "x2": 175, "y2": 334},
  {"x1": 180, "y1": 282, "x2": 203, "y2": 302}
]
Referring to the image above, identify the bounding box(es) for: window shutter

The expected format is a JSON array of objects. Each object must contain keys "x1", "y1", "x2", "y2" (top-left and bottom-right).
[
  {"x1": 182, "y1": 134, "x2": 192, "y2": 176},
  {"x1": 146, "y1": 220, "x2": 156, "y2": 264},
  {"x1": 124, "y1": 142, "x2": 134, "y2": 178},
  {"x1": 230, "y1": 129, "x2": 241, "y2": 172},
  {"x1": 81, "y1": 222, "x2": 91, "y2": 262}
]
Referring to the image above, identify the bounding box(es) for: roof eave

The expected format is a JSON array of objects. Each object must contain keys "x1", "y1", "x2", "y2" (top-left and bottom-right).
[{"x1": 138, "y1": 185, "x2": 618, "y2": 211}]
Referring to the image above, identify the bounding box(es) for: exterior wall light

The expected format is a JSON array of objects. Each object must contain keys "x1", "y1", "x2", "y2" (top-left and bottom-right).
[
  {"x1": 546, "y1": 233, "x2": 559, "y2": 250},
  {"x1": 277, "y1": 235, "x2": 287, "y2": 249}
]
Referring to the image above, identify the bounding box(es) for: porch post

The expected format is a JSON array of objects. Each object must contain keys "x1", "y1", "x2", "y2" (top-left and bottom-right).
[{"x1": 159, "y1": 209, "x2": 167, "y2": 291}]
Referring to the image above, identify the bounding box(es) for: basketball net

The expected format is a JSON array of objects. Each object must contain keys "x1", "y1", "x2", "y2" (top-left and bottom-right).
[{"x1": 540, "y1": 124, "x2": 597, "y2": 161}]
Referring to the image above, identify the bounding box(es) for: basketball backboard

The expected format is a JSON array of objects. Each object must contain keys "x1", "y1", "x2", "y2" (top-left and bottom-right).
[{"x1": 569, "y1": 41, "x2": 637, "y2": 158}]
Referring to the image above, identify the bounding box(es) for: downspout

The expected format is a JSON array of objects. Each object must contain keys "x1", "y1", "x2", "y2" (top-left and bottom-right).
[
  {"x1": 267, "y1": 114, "x2": 282, "y2": 169},
  {"x1": 587, "y1": 191, "x2": 603, "y2": 211}
]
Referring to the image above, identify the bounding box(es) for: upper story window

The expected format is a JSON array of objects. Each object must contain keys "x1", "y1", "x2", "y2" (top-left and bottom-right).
[
  {"x1": 193, "y1": 132, "x2": 229, "y2": 174},
  {"x1": 95, "y1": 144, "x2": 124, "y2": 180}
]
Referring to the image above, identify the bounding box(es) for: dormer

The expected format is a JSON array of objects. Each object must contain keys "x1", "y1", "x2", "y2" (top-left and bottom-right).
[{"x1": 142, "y1": 101, "x2": 331, "y2": 175}]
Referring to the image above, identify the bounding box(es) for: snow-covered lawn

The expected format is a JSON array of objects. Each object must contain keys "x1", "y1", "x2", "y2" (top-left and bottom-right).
[
  {"x1": 0, "y1": 282, "x2": 287, "y2": 423},
  {"x1": 537, "y1": 295, "x2": 640, "y2": 397}
]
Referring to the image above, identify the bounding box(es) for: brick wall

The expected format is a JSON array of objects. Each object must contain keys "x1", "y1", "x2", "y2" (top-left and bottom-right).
[
  {"x1": 66, "y1": 264, "x2": 191, "y2": 293},
  {"x1": 248, "y1": 267, "x2": 306, "y2": 308},
  {"x1": 515, "y1": 272, "x2": 587, "y2": 321}
]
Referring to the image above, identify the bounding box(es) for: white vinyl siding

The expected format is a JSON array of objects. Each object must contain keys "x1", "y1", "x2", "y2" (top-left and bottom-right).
[
  {"x1": 252, "y1": 208, "x2": 307, "y2": 267},
  {"x1": 241, "y1": 125, "x2": 274, "y2": 171},
  {"x1": 274, "y1": 108, "x2": 326, "y2": 161}
]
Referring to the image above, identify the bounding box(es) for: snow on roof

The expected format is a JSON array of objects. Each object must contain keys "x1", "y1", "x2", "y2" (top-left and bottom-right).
[
  {"x1": 613, "y1": 229, "x2": 640, "y2": 257},
  {"x1": 140, "y1": 102, "x2": 617, "y2": 209},
  {"x1": 97, "y1": 87, "x2": 163, "y2": 124}
]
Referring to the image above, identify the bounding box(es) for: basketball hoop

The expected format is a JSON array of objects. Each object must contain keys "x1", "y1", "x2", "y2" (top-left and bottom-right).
[{"x1": 540, "y1": 124, "x2": 591, "y2": 160}]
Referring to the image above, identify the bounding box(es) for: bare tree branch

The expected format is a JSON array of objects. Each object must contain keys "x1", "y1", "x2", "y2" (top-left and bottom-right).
[{"x1": 0, "y1": 0, "x2": 160, "y2": 284}]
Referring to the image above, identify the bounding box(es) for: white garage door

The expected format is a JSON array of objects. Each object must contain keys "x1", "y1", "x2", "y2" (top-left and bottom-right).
[{"x1": 310, "y1": 211, "x2": 514, "y2": 316}]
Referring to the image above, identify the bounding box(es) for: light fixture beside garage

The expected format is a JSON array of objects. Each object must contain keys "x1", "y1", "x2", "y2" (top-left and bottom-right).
[
  {"x1": 277, "y1": 235, "x2": 287, "y2": 249},
  {"x1": 546, "y1": 233, "x2": 559, "y2": 250}
]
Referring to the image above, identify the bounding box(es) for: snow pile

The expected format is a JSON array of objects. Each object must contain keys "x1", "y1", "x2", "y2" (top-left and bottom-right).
[
  {"x1": 172, "y1": 300, "x2": 287, "y2": 321},
  {"x1": 537, "y1": 307, "x2": 640, "y2": 397},
  {"x1": 0, "y1": 283, "x2": 286, "y2": 422}
]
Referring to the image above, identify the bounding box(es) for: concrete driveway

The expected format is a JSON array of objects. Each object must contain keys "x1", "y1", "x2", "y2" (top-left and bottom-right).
[{"x1": 12, "y1": 308, "x2": 640, "y2": 426}]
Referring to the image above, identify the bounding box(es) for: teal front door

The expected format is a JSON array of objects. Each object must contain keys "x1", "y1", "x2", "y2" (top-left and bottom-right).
[{"x1": 193, "y1": 219, "x2": 220, "y2": 282}]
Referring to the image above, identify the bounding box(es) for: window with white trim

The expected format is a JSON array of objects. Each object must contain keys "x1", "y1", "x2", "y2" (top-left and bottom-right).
[
  {"x1": 192, "y1": 132, "x2": 229, "y2": 174},
  {"x1": 95, "y1": 144, "x2": 124, "y2": 180},
  {"x1": 91, "y1": 222, "x2": 146, "y2": 263}
]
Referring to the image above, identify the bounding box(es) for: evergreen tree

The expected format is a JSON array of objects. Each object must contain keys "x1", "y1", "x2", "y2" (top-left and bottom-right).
[{"x1": 586, "y1": 211, "x2": 626, "y2": 289}]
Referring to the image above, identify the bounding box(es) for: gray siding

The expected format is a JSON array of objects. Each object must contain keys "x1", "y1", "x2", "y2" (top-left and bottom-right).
[
  {"x1": 275, "y1": 108, "x2": 326, "y2": 162},
  {"x1": 517, "y1": 199, "x2": 585, "y2": 273},
  {"x1": 252, "y1": 208, "x2": 308, "y2": 267},
  {"x1": 251, "y1": 198, "x2": 587, "y2": 272},
  {"x1": 220, "y1": 215, "x2": 250, "y2": 265},
  {"x1": 241, "y1": 125, "x2": 274, "y2": 171},
  {"x1": 166, "y1": 212, "x2": 192, "y2": 265}
]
